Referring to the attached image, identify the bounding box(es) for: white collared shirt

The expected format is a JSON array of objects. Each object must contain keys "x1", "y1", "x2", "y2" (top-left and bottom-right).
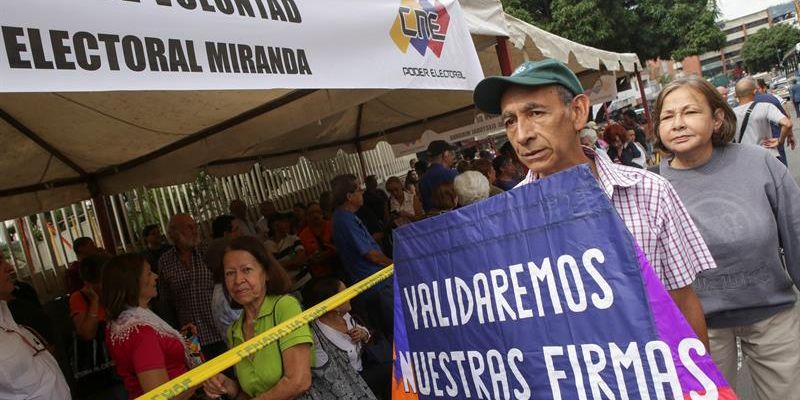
[{"x1": 0, "y1": 301, "x2": 71, "y2": 399}]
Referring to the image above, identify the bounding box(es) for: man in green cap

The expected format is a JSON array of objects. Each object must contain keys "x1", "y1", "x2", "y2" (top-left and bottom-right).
[{"x1": 473, "y1": 58, "x2": 716, "y2": 349}]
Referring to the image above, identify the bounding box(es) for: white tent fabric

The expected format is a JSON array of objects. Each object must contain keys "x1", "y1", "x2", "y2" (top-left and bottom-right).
[{"x1": 0, "y1": 2, "x2": 642, "y2": 220}]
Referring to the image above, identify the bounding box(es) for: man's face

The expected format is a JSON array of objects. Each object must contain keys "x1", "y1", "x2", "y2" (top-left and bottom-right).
[
  {"x1": 169, "y1": 215, "x2": 198, "y2": 249},
  {"x1": 500, "y1": 85, "x2": 584, "y2": 177},
  {"x1": 442, "y1": 150, "x2": 456, "y2": 168},
  {"x1": 347, "y1": 185, "x2": 365, "y2": 209}
]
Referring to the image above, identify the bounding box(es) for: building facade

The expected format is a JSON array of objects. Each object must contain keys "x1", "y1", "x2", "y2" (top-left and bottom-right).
[{"x1": 699, "y1": 2, "x2": 800, "y2": 77}]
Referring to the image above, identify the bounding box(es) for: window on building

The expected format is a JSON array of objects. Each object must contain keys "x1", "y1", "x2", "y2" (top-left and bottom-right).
[
  {"x1": 727, "y1": 37, "x2": 745, "y2": 46},
  {"x1": 745, "y1": 18, "x2": 769, "y2": 29},
  {"x1": 701, "y1": 55, "x2": 722, "y2": 65},
  {"x1": 724, "y1": 26, "x2": 742, "y2": 35}
]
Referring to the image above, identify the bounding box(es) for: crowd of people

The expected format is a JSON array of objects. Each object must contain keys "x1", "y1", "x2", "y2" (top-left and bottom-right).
[{"x1": 1, "y1": 57, "x2": 799, "y2": 400}]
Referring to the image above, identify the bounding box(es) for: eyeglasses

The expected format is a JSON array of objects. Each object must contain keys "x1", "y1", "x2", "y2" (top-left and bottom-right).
[{"x1": 1, "y1": 324, "x2": 47, "y2": 356}]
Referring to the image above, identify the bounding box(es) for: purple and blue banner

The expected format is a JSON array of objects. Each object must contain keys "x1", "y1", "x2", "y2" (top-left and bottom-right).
[{"x1": 392, "y1": 165, "x2": 736, "y2": 399}]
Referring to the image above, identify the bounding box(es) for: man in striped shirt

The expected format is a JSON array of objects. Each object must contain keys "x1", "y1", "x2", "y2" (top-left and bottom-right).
[{"x1": 473, "y1": 59, "x2": 716, "y2": 348}]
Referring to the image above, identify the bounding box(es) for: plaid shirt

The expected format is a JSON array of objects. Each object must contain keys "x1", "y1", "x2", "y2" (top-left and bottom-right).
[
  {"x1": 158, "y1": 244, "x2": 223, "y2": 346},
  {"x1": 518, "y1": 147, "x2": 716, "y2": 290}
]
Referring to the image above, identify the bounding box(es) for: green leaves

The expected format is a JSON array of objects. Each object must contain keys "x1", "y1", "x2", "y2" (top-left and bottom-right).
[
  {"x1": 741, "y1": 25, "x2": 800, "y2": 73},
  {"x1": 501, "y1": 0, "x2": 725, "y2": 62}
]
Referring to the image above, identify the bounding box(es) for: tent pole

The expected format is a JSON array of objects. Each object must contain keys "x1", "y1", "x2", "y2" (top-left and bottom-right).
[
  {"x1": 354, "y1": 104, "x2": 369, "y2": 180},
  {"x1": 495, "y1": 37, "x2": 513, "y2": 76},
  {"x1": 634, "y1": 64, "x2": 652, "y2": 131},
  {"x1": 88, "y1": 181, "x2": 117, "y2": 254}
]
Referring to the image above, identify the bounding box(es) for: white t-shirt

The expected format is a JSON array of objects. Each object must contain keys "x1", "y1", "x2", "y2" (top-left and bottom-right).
[
  {"x1": 734, "y1": 101, "x2": 784, "y2": 156},
  {"x1": 0, "y1": 301, "x2": 71, "y2": 399},
  {"x1": 389, "y1": 191, "x2": 416, "y2": 226}
]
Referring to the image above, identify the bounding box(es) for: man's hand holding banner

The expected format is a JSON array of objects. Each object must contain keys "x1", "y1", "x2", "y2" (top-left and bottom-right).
[{"x1": 392, "y1": 165, "x2": 736, "y2": 399}]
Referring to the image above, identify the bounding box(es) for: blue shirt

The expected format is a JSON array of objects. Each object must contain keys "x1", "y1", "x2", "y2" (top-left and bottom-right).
[
  {"x1": 419, "y1": 163, "x2": 458, "y2": 211},
  {"x1": 332, "y1": 208, "x2": 388, "y2": 293},
  {"x1": 790, "y1": 83, "x2": 800, "y2": 103},
  {"x1": 755, "y1": 93, "x2": 786, "y2": 140}
]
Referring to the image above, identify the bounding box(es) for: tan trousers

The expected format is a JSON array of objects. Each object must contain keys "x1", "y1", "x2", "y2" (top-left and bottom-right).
[{"x1": 708, "y1": 307, "x2": 800, "y2": 400}]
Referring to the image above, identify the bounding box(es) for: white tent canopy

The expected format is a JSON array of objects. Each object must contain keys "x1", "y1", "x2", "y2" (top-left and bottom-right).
[{"x1": 0, "y1": 0, "x2": 641, "y2": 220}]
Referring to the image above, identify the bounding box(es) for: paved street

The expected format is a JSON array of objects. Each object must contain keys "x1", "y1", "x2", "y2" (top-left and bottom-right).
[{"x1": 732, "y1": 108, "x2": 800, "y2": 398}]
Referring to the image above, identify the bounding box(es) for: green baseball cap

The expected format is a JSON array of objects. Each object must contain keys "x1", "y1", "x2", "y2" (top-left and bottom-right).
[{"x1": 473, "y1": 58, "x2": 584, "y2": 114}]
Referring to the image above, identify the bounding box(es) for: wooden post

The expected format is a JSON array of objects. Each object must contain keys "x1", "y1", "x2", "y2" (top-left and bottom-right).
[{"x1": 495, "y1": 36, "x2": 513, "y2": 76}]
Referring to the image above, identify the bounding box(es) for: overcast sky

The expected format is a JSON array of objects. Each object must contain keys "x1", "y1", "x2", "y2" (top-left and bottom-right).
[{"x1": 717, "y1": 0, "x2": 792, "y2": 20}]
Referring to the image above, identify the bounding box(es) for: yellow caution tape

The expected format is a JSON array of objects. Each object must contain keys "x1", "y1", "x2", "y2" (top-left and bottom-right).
[{"x1": 137, "y1": 264, "x2": 394, "y2": 400}]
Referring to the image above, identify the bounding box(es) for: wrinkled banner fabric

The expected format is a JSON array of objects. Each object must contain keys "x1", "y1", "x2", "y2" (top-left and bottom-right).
[{"x1": 392, "y1": 165, "x2": 736, "y2": 399}]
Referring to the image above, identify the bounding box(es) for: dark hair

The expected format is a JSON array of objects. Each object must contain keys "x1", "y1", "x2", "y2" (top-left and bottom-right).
[
  {"x1": 101, "y1": 253, "x2": 147, "y2": 321},
  {"x1": 223, "y1": 236, "x2": 292, "y2": 309},
  {"x1": 756, "y1": 78, "x2": 768, "y2": 89},
  {"x1": 142, "y1": 224, "x2": 159, "y2": 240},
  {"x1": 413, "y1": 160, "x2": 429, "y2": 176},
  {"x1": 499, "y1": 142, "x2": 515, "y2": 158},
  {"x1": 653, "y1": 76, "x2": 737, "y2": 152},
  {"x1": 492, "y1": 155, "x2": 511, "y2": 174},
  {"x1": 472, "y1": 158, "x2": 493, "y2": 180},
  {"x1": 301, "y1": 277, "x2": 342, "y2": 309},
  {"x1": 623, "y1": 108, "x2": 637, "y2": 119},
  {"x1": 212, "y1": 215, "x2": 235, "y2": 239},
  {"x1": 79, "y1": 254, "x2": 111, "y2": 284},
  {"x1": 73, "y1": 237, "x2": 94, "y2": 253},
  {"x1": 331, "y1": 174, "x2": 359, "y2": 207},
  {"x1": 456, "y1": 160, "x2": 472, "y2": 174},
  {"x1": 405, "y1": 171, "x2": 418, "y2": 186},
  {"x1": 478, "y1": 150, "x2": 492, "y2": 160},
  {"x1": 430, "y1": 182, "x2": 457, "y2": 211},
  {"x1": 305, "y1": 201, "x2": 320, "y2": 210},
  {"x1": 293, "y1": 202, "x2": 306, "y2": 210}
]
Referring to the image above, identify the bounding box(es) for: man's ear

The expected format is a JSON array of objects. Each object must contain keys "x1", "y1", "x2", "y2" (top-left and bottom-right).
[{"x1": 571, "y1": 94, "x2": 591, "y2": 131}]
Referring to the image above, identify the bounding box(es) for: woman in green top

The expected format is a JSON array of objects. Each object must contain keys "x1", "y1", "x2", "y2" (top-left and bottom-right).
[{"x1": 203, "y1": 236, "x2": 313, "y2": 399}]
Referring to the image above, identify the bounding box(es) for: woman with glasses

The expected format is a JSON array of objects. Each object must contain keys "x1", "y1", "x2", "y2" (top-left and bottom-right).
[{"x1": 0, "y1": 249, "x2": 71, "y2": 399}]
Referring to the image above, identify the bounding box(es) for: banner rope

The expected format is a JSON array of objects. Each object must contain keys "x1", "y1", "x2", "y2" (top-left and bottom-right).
[{"x1": 137, "y1": 264, "x2": 394, "y2": 400}]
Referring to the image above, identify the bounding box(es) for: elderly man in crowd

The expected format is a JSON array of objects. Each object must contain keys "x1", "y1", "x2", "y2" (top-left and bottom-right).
[
  {"x1": 473, "y1": 58, "x2": 717, "y2": 348},
  {"x1": 158, "y1": 213, "x2": 227, "y2": 359},
  {"x1": 331, "y1": 174, "x2": 393, "y2": 337}
]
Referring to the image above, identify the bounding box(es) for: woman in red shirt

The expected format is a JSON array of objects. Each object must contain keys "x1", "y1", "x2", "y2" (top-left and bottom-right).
[{"x1": 101, "y1": 253, "x2": 197, "y2": 399}]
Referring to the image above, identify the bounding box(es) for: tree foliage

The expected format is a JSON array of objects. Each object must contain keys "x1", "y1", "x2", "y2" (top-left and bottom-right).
[
  {"x1": 501, "y1": 0, "x2": 726, "y2": 61},
  {"x1": 741, "y1": 25, "x2": 800, "y2": 73}
]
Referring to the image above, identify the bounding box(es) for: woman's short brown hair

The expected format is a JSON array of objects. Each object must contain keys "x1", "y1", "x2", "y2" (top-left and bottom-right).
[
  {"x1": 102, "y1": 253, "x2": 147, "y2": 321},
  {"x1": 223, "y1": 235, "x2": 292, "y2": 309},
  {"x1": 430, "y1": 182, "x2": 457, "y2": 211},
  {"x1": 653, "y1": 76, "x2": 737, "y2": 152}
]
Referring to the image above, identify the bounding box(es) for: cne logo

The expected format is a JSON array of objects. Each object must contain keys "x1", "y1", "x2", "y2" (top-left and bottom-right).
[{"x1": 390, "y1": 0, "x2": 450, "y2": 58}]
